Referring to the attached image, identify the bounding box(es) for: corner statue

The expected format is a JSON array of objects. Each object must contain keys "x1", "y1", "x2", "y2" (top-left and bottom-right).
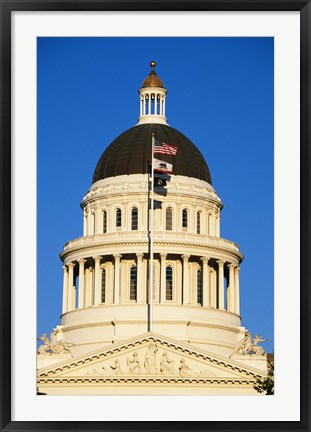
[
  {"x1": 37, "y1": 329, "x2": 74, "y2": 355},
  {"x1": 232, "y1": 332, "x2": 269, "y2": 356}
]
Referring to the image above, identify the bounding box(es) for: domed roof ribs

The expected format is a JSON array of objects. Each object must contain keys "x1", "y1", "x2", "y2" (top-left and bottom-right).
[{"x1": 93, "y1": 124, "x2": 212, "y2": 185}]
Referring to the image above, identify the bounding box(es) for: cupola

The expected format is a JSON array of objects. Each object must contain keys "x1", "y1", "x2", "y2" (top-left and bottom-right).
[{"x1": 137, "y1": 61, "x2": 168, "y2": 125}]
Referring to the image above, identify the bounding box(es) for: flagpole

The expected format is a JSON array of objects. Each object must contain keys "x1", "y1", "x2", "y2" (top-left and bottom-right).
[{"x1": 149, "y1": 133, "x2": 155, "y2": 332}]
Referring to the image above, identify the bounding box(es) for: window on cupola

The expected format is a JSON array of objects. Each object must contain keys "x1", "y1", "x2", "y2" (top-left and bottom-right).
[
  {"x1": 116, "y1": 208, "x2": 121, "y2": 228},
  {"x1": 130, "y1": 266, "x2": 137, "y2": 301},
  {"x1": 197, "y1": 211, "x2": 201, "y2": 234},
  {"x1": 182, "y1": 209, "x2": 188, "y2": 229},
  {"x1": 166, "y1": 266, "x2": 173, "y2": 301},
  {"x1": 103, "y1": 210, "x2": 107, "y2": 233},
  {"x1": 131, "y1": 207, "x2": 138, "y2": 230},
  {"x1": 166, "y1": 208, "x2": 172, "y2": 230}
]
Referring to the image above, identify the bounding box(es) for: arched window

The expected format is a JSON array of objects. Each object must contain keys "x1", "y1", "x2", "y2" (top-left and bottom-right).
[
  {"x1": 166, "y1": 266, "x2": 173, "y2": 301},
  {"x1": 182, "y1": 209, "x2": 188, "y2": 228},
  {"x1": 103, "y1": 210, "x2": 107, "y2": 233},
  {"x1": 101, "y1": 269, "x2": 106, "y2": 303},
  {"x1": 130, "y1": 266, "x2": 137, "y2": 301},
  {"x1": 166, "y1": 207, "x2": 173, "y2": 231},
  {"x1": 116, "y1": 208, "x2": 122, "y2": 228},
  {"x1": 197, "y1": 211, "x2": 201, "y2": 234},
  {"x1": 197, "y1": 268, "x2": 202, "y2": 305},
  {"x1": 131, "y1": 207, "x2": 138, "y2": 230}
]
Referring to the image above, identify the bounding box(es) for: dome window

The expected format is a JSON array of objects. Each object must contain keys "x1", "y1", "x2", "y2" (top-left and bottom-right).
[
  {"x1": 182, "y1": 209, "x2": 188, "y2": 229},
  {"x1": 130, "y1": 266, "x2": 137, "y2": 301},
  {"x1": 116, "y1": 208, "x2": 122, "y2": 228},
  {"x1": 197, "y1": 211, "x2": 201, "y2": 234},
  {"x1": 166, "y1": 266, "x2": 173, "y2": 301},
  {"x1": 131, "y1": 207, "x2": 138, "y2": 231},
  {"x1": 103, "y1": 210, "x2": 107, "y2": 233},
  {"x1": 166, "y1": 208, "x2": 172, "y2": 231}
]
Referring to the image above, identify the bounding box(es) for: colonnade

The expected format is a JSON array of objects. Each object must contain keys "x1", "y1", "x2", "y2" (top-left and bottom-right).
[
  {"x1": 140, "y1": 92, "x2": 166, "y2": 117},
  {"x1": 62, "y1": 254, "x2": 240, "y2": 316}
]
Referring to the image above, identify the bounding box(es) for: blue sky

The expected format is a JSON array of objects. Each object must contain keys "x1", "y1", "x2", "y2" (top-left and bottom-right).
[{"x1": 37, "y1": 37, "x2": 274, "y2": 352}]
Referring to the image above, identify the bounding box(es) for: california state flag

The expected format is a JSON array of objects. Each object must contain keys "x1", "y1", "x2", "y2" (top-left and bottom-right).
[{"x1": 153, "y1": 158, "x2": 173, "y2": 173}]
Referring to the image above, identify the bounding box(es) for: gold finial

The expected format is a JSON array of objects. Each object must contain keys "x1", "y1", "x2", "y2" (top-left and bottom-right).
[{"x1": 150, "y1": 61, "x2": 156, "y2": 70}]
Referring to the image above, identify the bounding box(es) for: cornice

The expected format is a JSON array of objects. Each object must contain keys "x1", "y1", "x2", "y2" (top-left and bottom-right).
[
  {"x1": 60, "y1": 240, "x2": 243, "y2": 262},
  {"x1": 38, "y1": 376, "x2": 257, "y2": 386}
]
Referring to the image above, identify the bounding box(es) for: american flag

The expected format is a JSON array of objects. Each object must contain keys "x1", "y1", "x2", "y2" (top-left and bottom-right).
[{"x1": 154, "y1": 140, "x2": 177, "y2": 156}]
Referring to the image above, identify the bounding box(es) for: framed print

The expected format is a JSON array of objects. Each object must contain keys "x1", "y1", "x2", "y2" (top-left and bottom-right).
[{"x1": 1, "y1": 1, "x2": 310, "y2": 430}]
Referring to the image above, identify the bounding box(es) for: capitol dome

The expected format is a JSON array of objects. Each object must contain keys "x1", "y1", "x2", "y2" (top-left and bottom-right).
[
  {"x1": 93, "y1": 124, "x2": 212, "y2": 184},
  {"x1": 37, "y1": 61, "x2": 268, "y2": 396}
]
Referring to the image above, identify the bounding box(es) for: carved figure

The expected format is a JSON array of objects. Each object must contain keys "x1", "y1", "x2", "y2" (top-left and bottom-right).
[
  {"x1": 232, "y1": 332, "x2": 268, "y2": 356},
  {"x1": 110, "y1": 359, "x2": 122, "y2": 375},
  {"x1": 37, "y1": 333, "x2": 51, "y2": 354},
  {"x1": 249, "y1": 334, "x2": 269, "y2": 356},
  {"x1": 144, "y1": 340, "x2": 158, "y2": 374},
  {"x1": 232, "y1": 332, "x2": 252, "y2": 355},
  {"x1": 178, "y1": 358, "x2": 193, "y2": 377},
  {"x1": 160, "y1": 351, "x2": 174, "y2": 374},
  {"x1": 50, "y1": 329, "x2": 73, "y2": 354},
  {"x1": 37, "y1": 329, "x2": 74, "y2": 355},
  {"x1": 127, "y1": 352, "x2": 141, "y2": 374},
  {"x1": 86, "y1": 368, "x2": 102, "y2": 376}
]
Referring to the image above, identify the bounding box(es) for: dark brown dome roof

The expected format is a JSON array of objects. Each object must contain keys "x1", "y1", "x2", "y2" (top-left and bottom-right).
[
  {"x1": 141, "y1": 61, "x2": 164, "y2": 88},
  {"x1": 93, "y1": 124, "x2": 212, "y2": 185},
  {"x1": 142, "y1": 71, "x2": 164, "y2": 88}
]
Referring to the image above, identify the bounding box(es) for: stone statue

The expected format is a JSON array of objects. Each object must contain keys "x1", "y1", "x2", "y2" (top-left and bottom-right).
[
  {"x1": 37, "y1": 329, "x2": 74, "y2": 355},
  {"x1": 127, "y1": 352, "x2": 141, "y2": 374},
  {"x1": 178, "y1": 358, "x2": 193, "y2": 377},
  {"x1": 232, "y1": 332, "x2": 252, "y2": 355},
  {"x1": 249, "y1": 334, "x2": 269, "y2": 356},
  {"x1": 232, "y1": 331, "x2": 268, "y2": 356},
  {"x1": 110, "y1": 359, "x2": 122, "y2": 375},
  {"x1": 144, "y1": 340, "x2": 158, "y2": 374},
  {"x1": 160, "y1": 351, "x2": 174, "y2": 374},
  {"x1": 37, "y1": 333, "x2": 51, "y2": 354}
]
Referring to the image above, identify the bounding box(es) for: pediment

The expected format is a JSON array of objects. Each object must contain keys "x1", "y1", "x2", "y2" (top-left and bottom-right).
[{"x1": 38, "y1": 332, "x2": 266, "y2": 384}]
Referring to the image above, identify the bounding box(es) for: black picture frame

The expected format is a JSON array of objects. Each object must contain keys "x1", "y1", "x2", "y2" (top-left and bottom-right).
[{"x1": 1, "y1": 1, "x2": 310, "y2": 431}]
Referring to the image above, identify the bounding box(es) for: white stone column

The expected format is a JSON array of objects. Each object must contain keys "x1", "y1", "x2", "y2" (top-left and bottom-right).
[
  {"x1": 136, "y1": 253, "x2": 144, "y2": 303},
  {"x1": 228, "y1": 263, "x2": 235, "y2": 312},
  {"x1": 77, "y1": 259, "x2": 86, "y2": 309},
  {"x1": 234, "y1": 266, "x2": 240, "y2": 315},
  {"x1": 148, "y1": 93, "x2": 151, "y2": 115},
  {"x1": 62, "y1": 265, "x2": 69, "y2": 313},
  {"x1": 201, "y1": 256, "x2": 210, "y2": 307},
  {"x1": 120, "y1": 259, "x2": 126, "y2": 303},
  {"x1": 113, "y1": 254, "x2": 121, "y2": 304},
  {"x1": 217, "y1": 260, "x2": 224, "y2": 309},
  {"x1": 67, "y1": 262, "x2": 75, "y2": 311},
  {"x1": 176, "y1": 260, "x2": 182, "y2": 305},
  {"x1": 182, "y1": 255, "x2": 190, "y2": 305},
  {"x1": 93, "y1": 256, "x2": 102, "y2": 305},
  {"x1": 160, "y1": 253, "x2": 167, "y2": 303}
]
